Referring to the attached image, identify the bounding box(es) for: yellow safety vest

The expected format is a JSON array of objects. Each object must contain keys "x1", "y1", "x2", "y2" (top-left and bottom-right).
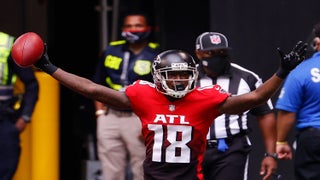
[{"x1": 0, "y1": 32, "x2": 16, "y2": 100}]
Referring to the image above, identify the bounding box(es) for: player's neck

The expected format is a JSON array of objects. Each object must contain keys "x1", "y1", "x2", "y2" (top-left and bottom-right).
[{"x1": 166, "y1": 95, "x2": 179, "y2": 102}]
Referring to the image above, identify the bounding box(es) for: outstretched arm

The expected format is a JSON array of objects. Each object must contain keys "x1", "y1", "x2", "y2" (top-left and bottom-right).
[
  {"x1": 220, "y1": 74, "x2": 283, "y2": 114},
  {"x1": 220, "y1": 41, "x2": 307, "y2": 114},
  {"x1": 34, "y1": 48, "x2": 131, "y2": 110},
  {"x1": 52, "y1": 68, "x2": 131, "y2": 109}
]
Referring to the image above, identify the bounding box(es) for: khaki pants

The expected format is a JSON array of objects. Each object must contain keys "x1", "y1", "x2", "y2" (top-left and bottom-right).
[{"x1": 96, "y1": 109, "x2": 145, "y2": 180}]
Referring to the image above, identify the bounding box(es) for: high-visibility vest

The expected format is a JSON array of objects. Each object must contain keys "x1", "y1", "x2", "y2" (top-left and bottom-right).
[{"x1": 0, "y1": 32, "x2": 17, "y2": 100}]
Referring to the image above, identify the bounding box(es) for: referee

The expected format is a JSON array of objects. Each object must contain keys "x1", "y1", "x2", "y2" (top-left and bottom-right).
[{"x1": 194, "y1": 32, "x2": 277, "y2": 180}]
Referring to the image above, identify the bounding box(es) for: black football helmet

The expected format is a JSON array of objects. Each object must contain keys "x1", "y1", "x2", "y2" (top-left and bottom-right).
[{"x1": 152, "y1": 49, "x2": 198, "y2": 98}]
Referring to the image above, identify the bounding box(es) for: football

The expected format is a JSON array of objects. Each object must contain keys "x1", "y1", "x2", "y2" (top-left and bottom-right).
[{"x1": 11, "y1": 32, "x2": 44, "y2": 67}]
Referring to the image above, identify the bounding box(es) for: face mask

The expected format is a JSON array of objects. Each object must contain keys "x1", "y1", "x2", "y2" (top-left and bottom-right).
[
  {"x1": 121, "y1": 30, "x2": 151, "y2": 43},
  {"x1": 201, "y1": 56, "x2": 230, "y2": 76}
]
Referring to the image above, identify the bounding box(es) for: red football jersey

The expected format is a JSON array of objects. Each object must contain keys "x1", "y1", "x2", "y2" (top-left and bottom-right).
[{"x1": 126, "y1": 80, "x2": 230, "y2": 180}]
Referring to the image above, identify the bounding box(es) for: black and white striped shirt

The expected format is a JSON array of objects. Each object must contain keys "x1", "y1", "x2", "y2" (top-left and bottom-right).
[{"x1": 198, "y1": 63, "x2": 274, "y2": 140}]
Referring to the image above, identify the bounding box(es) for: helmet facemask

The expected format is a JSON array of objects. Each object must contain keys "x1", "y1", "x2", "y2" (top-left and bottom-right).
[
  {"x1": 152, "y1": 49, "x2": 199, "y2": 98},
  {"x1": 153, "y1": 66, "x2": 198, "y2": 98}
]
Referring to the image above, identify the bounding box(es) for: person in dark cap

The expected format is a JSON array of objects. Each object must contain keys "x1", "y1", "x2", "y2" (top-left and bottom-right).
[
  {"x1": 195, "y1": 32, "x2": 278, "y2": 180},
  {"x1": 276, "y1": 22, "x2": 320, "y2": 180}
]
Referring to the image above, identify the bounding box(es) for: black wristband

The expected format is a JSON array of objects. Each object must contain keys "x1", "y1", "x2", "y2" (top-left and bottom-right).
[
  {"x1": 34, "y1": 53, "x2": 58, "y2": 75},
  {"x1": 264, "y1": 152, "x2": 278, "y2": 160},
  {"x1": 275, "y1": 67, "x2": 290, "y2": 79},
  {"x1": 40, "y1": 63, "x2": 58, "y2": 75}
]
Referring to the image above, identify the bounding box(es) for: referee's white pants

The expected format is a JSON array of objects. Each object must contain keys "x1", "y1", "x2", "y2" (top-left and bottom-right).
[{"x1": 96, "y1": 110, "x2": 145, "y2": 180}]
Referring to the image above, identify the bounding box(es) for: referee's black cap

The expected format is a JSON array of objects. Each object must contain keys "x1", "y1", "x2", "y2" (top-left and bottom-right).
[{"x1": 195, "y1": 32, "x2": 231, "y2": 51}]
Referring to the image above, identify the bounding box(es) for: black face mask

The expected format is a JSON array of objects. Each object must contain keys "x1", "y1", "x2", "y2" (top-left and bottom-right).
[
  {"x1": 201, "y1": 56, "x2": 230, "y2": 76},
  {"x1": 121, "y1": 31, "x2": 151, "y2": 43}
]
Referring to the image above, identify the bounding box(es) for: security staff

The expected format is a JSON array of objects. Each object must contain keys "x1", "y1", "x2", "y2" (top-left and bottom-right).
[
  {"x1": 0, "y1": 31, "x2": 39, "y2": 180},
  {"x1": 92, "y1": 11, "x2": 160, "y2": 180},
  {"x1": 276, "y1": 22, "x2": 320, "y2": 180}
]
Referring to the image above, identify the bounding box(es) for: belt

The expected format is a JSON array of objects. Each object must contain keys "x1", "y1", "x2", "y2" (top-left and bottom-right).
[
  {"x1": 108, "y1": 108, "x2": 133, "y2": 117},
  {"x1": 0, "y1": 87, "x2": 14, "y2": 100},
  {"x1": 207, "y1": 139, "x2": 218, "y2": 148},
  {"x1": 206, "y1": 132, "x2": 247, "y2": 148},
  {"x1": 300, "y1": 127, "x2": 320, "y2": 132}
]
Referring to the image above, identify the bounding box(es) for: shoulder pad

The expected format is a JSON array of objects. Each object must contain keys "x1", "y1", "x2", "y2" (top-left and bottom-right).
[
  {"x1": 109, "y1": 40, "x2": 126, "y2": 46},
  {"x1": 148, "y1": 42, "x2": 160, "y2": 49}
]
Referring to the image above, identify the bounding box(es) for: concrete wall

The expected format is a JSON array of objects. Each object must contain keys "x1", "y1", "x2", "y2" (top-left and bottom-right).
[{"x1": 0, "y1": 0, "x2": 47, "y2": 40}]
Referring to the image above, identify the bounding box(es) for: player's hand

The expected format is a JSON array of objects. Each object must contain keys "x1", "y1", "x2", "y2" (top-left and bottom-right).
[
  {"x1": 276, "y1": 143, "x2": 293, "y2": 160},
  {"x1": 276, "y1": 41, "x2": 307, "y2": 78},
  {"x1": 260, "y1": 156, "x2": 277, "y2": 180},
  {"x1": 34, "y1": 44, "x2": 58, "y2": 74},
  {"x1": 15, "y1": 117, "x2": 28, "y2": 133}
]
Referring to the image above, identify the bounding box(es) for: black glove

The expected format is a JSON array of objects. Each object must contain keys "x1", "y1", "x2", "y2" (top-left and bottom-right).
[
  {"x1": 276, "y1": 41, "x2": 307, "y2": 78},
  {"x1": 34, "y1": 44, "x2": 58, "y2": 75}
]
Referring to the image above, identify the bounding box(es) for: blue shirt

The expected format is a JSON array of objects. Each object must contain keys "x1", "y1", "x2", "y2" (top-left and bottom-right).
[{"x1": 276, "y1": 52, "x2": 320, "y2": 129}]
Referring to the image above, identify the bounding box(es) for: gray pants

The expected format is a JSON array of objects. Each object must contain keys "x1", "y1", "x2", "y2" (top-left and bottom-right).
[{"x1": 96, "y1": 109, "x2": 145, "y2": 180}]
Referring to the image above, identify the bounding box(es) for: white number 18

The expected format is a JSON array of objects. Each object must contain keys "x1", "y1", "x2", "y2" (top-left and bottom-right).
[{"x1": 148, "y1": 124, "x2": 192, "y2": 163}]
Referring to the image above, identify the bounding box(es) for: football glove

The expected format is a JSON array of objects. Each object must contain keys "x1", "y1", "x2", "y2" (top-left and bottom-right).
[
  {"x1": 276, "y1": 41, "x2": 307, "y2": 78},
  {"x1": 34, "y1": 44, "x2": 58, "y2": 75}
]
